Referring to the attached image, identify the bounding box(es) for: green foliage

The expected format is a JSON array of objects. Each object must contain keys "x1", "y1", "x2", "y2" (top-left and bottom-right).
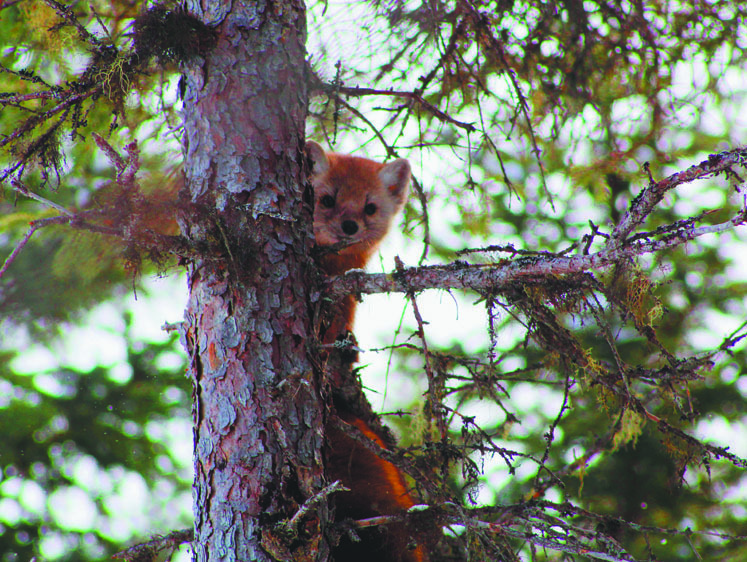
[
  {"x1": 0, "y1": 0, "x2": 746, "y2": 560},
  {"x1": 0, "y1": 314, "x2": 191, "y2": 561},
  {"x1": 0, "y1": 0, "x2": 185, "y2": 330}
]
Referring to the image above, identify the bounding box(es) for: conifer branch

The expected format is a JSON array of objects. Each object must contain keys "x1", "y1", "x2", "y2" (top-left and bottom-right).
[{"x1": 328, "y1": 208, "x2": 747, "y2": 299}]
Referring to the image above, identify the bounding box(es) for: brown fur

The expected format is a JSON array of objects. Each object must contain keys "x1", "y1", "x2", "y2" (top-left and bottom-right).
[
  {"x1": 327, "y1": 411, "x2": 425, "y2": 562},
  {"x1": 306, "y1": 141, "x2": 410, "y2": 343},
  {"x1": 306, "y1": 142, "x2": 424, "y2": 561}
]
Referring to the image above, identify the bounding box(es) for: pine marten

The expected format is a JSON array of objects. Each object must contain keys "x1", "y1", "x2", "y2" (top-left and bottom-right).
[
  {"x1": 306, "y1": 141, "x2": 410, "y2": 346},
  {"x1": 306, "y1": 142, "x2": 425, "y2": 562}
]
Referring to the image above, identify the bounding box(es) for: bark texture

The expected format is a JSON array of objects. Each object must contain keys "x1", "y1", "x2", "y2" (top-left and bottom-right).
[{"x1": 178, "y1": 1, "x2": 325, "y2": 560}]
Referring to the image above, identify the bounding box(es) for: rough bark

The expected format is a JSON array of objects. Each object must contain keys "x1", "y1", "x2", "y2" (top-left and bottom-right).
[{"x1": 178, "y1": 1, "x2": 326, "y2": 560}]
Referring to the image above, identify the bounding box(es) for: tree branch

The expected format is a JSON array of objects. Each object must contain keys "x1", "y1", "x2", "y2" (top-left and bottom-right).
[
  {"x1": 327, "y1": 207, "x2": 747, "y2": 300},
  {"x1": 283, "y1": 480, "x2": 348, "y2": 534},
  {"x1": 42, "y1": 0, "x2": 101, "y2": 47},
  {"x1": 112, "y1": 528, "x2": 192, "y2": 561},
  {"x1": 314, "y1": 82, "x2": 477, "y2": 133},
  {"x1": 0, "y1": 222, "x2": 42, "y2": 280},
  {"x1": 11, "y1": 178, "x2": 75, "y2": 216},
  {"x1": 612, "y1": 147, "x2": 747, "y2": 243}
]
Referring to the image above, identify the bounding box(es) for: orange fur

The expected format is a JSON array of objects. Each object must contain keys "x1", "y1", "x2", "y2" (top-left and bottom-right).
[
  {"x1": 306, "y1": 141, "x2": 410, "y2": 340},
  {"x1": 326, "y1": 411, "x2": 424, "y2": 562},
  {"x1": 306, "y1": 142, "x2": 424, "y2": 561}
]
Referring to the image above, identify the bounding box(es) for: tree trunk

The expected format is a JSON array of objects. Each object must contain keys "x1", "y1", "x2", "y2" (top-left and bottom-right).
[{"x1": 178, "y1": 1, "x2": 326, "y2": 560}]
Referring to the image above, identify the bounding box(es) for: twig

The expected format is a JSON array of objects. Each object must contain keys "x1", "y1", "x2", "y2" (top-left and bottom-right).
[
  {"x1": 112, "y1": 528, "x2": 193, "y2": 560},
  {"x1": 319, "y1": 83, "x2": 476, "y2": 133},
  {"x1": 0, "y1": 90, "x2": 62, "y2": 103},
  {"x1": 0, "y1": 88, "x2": 99, "y2": 153},
  {"x1": 0, "y1": 223, "x2": 41, "y2": 280},
  {"x1": 458, "y1": 0, "x2": 553, "y2": 209},
  {"x1": 532, "y1": 373, "x2": 572, "y2": 493},
  {"x1": 12, "y1": 179, "x2": 75, "y2": 216},
  {"x1": 42, "y1": 0, "x2": 101, "y2": 47},
  {"x1": 92, "y1": 132, "x2": 127, "y2": 172},
  {"x1": 612, "y1": 147, "x2": 747, "y2": 244},
  {"x1": 407, "y1": 289, "x2": 445, "y2": 439},
  {"x1": 719, "y1": 320, "x2": 747, "y2": 353},
  {"x1": 284, "y1": 480, "x2": 348, "y2": 533}
]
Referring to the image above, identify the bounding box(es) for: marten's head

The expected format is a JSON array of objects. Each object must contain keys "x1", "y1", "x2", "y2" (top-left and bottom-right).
[{"x1": 306, "y1": 141, "x2": 410, "y2": 274}]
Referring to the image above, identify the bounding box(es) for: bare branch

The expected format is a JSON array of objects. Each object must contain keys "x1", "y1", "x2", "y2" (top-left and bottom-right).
[
  {"x1": 112, "y1": 528, "x2": 192, "y2": 560},
  {"x1": 315, "y1": 83, "x2": 477, "y2": 133},
  {"x1": 613, "y1": 147, "x2": 747, "y2": 243},
  {"x1": 0, "y1": 223, "x2": 41, "y2": 281},
  {"x1": 284, "y1": 480, "x2": 348, "y2": 533},
  {"x1": 92, "y1": 133, "x2": 142, "y2": 191},
  {"x1": 457, "y1": 0, "x2": 553, "y2": 208},
  {"x1": 11, "y1": 178, "x2": 75, "y2": 216},
  {"x1": 329, "y1": 207, "x2": 747, "y2": 299},
  {"x1": 407, "y1": 288, "x2": 447, "y2": 440},
  {"x1": 92, "y1": 132, "x2": 128, "y2": 173}
]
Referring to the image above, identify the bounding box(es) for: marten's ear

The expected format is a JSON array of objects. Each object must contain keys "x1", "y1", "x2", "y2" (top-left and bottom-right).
[
  {"x1": 305, "y1": 141, "x2": 330, "y2": 175},
  {"x1": 379, "y1": 159, "x2": 411, "y2": 204}
]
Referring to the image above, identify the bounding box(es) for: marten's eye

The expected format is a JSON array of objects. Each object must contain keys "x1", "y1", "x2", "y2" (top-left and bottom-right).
[
  {"x1": 364, "y1": 202, "x2": 377, "y2": 216},
  {"x1": 320, "y1": 195, "x2": 335, "y2": 209}
]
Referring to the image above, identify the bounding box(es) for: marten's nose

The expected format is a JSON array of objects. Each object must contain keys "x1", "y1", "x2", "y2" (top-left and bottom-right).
[{"x1": 342, "y1": 220, "x2": 358, "y2": 235}]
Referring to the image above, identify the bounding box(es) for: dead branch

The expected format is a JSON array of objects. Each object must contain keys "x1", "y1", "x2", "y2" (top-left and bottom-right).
[
  {"x1": 11, "y1": 178, "x2": 75, "y2": 216},
  {"x1": 112, "y1": 528, "x2": 192, "y2": 561},
  {"x1": 326, "y1": 147, "x2": 747, "y2": 304},
  {"x1": 314, "y1": 82, "x2": 476, "y2": 133},
  {"x1": 613, "y1": 148, "x2": 747, "y2": 243},
  {"x1": 0, "y1": 222, "x2": 43, "y2": 280},
  {"x1": 328, "y1": 208, "x2": 747, "y2": 299},
  {"x1": 286, "y1": 480, "x2": 348, "y2": 532}
]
